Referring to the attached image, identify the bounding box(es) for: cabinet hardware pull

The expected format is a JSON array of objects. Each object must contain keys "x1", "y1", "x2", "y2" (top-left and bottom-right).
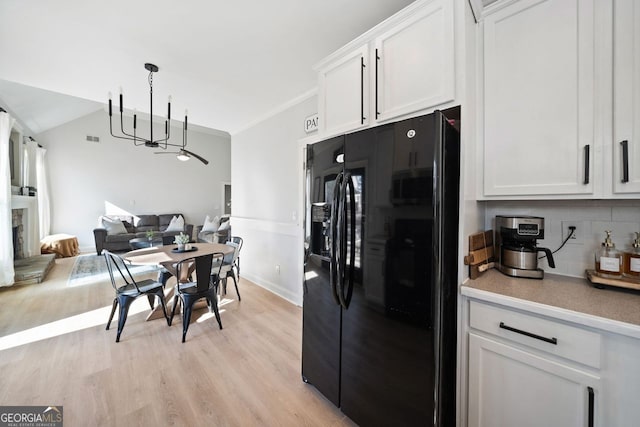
[
  {"x1": 621, "y1": 140, "x2": 629, "y2": 183},
  {"x1": 499, "y1": 322, "x2": 558, "y2": 345},
  {"x1": 583, "y1": 145, "x2": 590, "y2": 185},
  {"x1": 375, "y1": 49, "x2": 380, "y2": 119},
  {"x1": 360, "y1": 57, "x2": 366, "y2": 125},
  {"x1": 588, "y1": 386, "x2": 594, "y2": 427}
]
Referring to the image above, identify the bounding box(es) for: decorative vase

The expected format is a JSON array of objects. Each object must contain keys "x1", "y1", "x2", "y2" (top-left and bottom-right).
[{"x1": 177, "y1": 243, "x2": 185, "y2": 251}]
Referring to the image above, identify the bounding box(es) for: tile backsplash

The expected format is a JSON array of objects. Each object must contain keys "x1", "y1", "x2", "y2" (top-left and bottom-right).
[{"x1": 484, "y1": 200, "x2": 640, "y2": 278}]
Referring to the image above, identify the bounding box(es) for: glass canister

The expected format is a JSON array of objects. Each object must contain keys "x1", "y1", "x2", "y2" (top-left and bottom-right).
[
  {"x1": 623, "y1": 232, "x2": 640, "y2": 279},
  {"x1": 595, "y1": 230, "x2": 622, "y2": 278}
]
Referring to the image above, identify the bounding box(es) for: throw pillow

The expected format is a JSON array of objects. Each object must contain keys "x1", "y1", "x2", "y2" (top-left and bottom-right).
[
  {"x1": 218, "y1": 220, "x2": 230, "y2": 231},
  {"x1": 202, "y1": 215, "x2": 220, "y2": 233},
  {"x1": 165, "y1": 215, "x2": 185, "y2": 232},
  {"x1": 101, "y1": 216, "x2": 128, "y2": 235}
]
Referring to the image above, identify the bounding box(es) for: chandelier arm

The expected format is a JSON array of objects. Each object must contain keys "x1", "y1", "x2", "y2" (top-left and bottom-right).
[
  {"x1": 152, "y1": 136, "x2": 170, "y2": 149},
  {"x1": 109, "y1": 115, "x2": 147, "y2": 144},
  {"x1": 118, "y1": 111, "x2": 143, "y2": 141},
  {"x1": 183, "y1": 114, "x2": 188, "y2": 149}
]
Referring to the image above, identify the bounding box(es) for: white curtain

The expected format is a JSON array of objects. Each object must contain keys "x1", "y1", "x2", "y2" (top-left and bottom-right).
[
  {"x1": 35, "y1": 144, "x2": 51, "y2": 238},
  {"x1": 0, "y1": 112, "x2": 16, "y2": 287}
]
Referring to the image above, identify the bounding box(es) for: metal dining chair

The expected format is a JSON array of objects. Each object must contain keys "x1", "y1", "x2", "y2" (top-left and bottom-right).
[
  {"x1": 103, "y1": 249, "x2": 170, "y2": 342},
  {"x1": 169, "y1": 252, "x2": 225, "y2": 342},
  {"x1": 217, "y1": 238, "x2": 243, "y2": 301}
]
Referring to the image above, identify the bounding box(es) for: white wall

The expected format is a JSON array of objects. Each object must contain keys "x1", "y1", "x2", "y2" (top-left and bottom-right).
[
  {"x1": 37, "y1": 110, "x2": 231, "y2": 252},
  {"x1": 483, "y1": 200, "x2": 640, "y2": 278},
  {"x1": 231, "y1": 95, "x2": 317, "y2": 306}
]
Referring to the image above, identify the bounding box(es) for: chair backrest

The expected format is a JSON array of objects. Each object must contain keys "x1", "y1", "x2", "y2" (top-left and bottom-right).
[
  {"x1": 224, "y1": 236, "x2": 243, "y2": 264},
  {"x1": 176, "y1": 252, "x2": 224, "y2": 292},
  {"x1": 102, "y1": 249, "x2": 139, "y2": 292},
  {"x1": 228, "y1": 236, "x2": 243, "y2": 253},
  {"x1": 162, "y1": 235, "x2": 175, "y2": 245}
]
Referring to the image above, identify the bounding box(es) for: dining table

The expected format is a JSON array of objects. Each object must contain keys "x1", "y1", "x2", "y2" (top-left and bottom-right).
[{"x1": 123, "y1": 242, "x2": 234, "y2": 320}]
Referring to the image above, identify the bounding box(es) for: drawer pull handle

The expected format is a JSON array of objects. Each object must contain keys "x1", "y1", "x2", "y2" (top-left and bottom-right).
[
  {"x1": 360, "y1": 56, "x2": 366, "y2": 125},
  {"x1": 499, "y1": 322, "x2": 558, "y2": 345},
  {"x1": 588, "y1": 386, "x2": 595, "y2": 427},
  {"x1": 583, "y1": 144, "x2": 590, "y2": 185},
  {"x1": 621, "y1": 140, "x2": 629, "y2": 183}
]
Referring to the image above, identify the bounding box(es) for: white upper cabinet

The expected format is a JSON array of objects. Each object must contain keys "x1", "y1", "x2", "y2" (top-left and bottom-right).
[
  {"x1": 613, "y1": 0, "x2": 640, "y2": 194},
  {"x1": 481, "y1": 0, "x2": 596, "y2": 197},
  {"x1": 318, "y1": 44, "x2": 370, "y2": 136},
  {"x1": 315, "y1": 0, "x2": 456, "y2": 138},
  {"x1": 479, "y1": 0, "x2": 640, "y2": 199},
  {"x1": 374, "y1": 0, "x2": 455, "y2": 123}
]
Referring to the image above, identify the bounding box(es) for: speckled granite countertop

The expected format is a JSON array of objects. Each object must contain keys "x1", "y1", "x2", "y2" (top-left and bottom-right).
[{"x1": 461, "y1": 269, "x2": 640, "y2": 339}]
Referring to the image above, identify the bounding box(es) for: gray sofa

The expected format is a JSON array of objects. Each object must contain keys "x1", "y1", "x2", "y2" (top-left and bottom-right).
[{"x1": 93, "y1": 213, "x2": 194, "y2": 255}]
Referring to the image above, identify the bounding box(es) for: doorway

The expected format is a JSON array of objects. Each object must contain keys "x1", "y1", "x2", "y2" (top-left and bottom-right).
[{"x1": 221, "y1": 182, "x2": 231, "y2": 215}]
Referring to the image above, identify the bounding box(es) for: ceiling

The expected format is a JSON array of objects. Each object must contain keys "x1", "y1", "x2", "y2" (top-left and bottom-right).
[{"x1": 0, "y1": 0, "x2": 416, "y2": 135}]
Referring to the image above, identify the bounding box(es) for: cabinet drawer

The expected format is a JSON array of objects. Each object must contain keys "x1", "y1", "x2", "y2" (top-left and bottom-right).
[{"x1": 469, "y1": 300, "x2": 601, "y2": 369}]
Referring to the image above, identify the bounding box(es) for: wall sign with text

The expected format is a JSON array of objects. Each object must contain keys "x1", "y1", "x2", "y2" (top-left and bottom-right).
[{"x1": 304, "y1": 114, "x2": 319, "y2": 134}]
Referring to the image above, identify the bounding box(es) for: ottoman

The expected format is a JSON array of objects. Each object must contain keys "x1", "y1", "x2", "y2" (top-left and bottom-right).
[{"x1": 41, "y1": 234, "x2": 80, "y2": 258}]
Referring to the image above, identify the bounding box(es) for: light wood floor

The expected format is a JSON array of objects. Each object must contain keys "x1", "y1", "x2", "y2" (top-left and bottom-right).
[{"x1": 0, "y1": 256, "x2": 355, "y2": 427}]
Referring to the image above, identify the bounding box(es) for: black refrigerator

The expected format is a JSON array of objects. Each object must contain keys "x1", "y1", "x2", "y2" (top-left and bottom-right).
[{"x1": 302, "y1": 110, "x2": 460, "y2": 427}]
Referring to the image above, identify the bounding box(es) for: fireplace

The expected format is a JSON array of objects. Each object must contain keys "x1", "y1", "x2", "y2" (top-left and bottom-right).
[
  {"x1": 11, "y1": 209, "x2": 25, "y2": 260},
  {"x1": 10, "y1": 195, "x2": 38, "y2": 259}
]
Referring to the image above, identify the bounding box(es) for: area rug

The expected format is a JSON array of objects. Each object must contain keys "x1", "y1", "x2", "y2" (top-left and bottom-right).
[{"x1": 68, "y1": 254, "x2": 160, "y2": 287}]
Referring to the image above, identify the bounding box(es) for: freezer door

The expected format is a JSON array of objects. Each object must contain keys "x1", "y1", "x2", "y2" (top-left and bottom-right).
[
  {"x1": 302, "y1": 136, "x2": 345, "y2": 405},
  {"x1": 302, "y1": 254, "x2": 341, "y2": 405}
]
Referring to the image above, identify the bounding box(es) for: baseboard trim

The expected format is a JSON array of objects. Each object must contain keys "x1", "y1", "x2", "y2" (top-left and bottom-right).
[{"x1": 242, "y1": 272, "x2": 301, "y2": 307}]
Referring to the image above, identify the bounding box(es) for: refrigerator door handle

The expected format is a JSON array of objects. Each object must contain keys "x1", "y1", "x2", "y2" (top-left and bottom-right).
[
  {"x1": 343, "y1": 173, "x2": 356, "y2": 309},
  {"x1": 336, "y1": 172, "x2": 348, "y2": 309},
  {"x1": 330, "y1": 172, "x2": 344, "y2": 306}
]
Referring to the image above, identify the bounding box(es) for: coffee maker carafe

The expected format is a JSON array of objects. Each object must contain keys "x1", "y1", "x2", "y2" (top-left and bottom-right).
[{"x1": 495, "y1": 216, "x2": 555, "y2": 279}]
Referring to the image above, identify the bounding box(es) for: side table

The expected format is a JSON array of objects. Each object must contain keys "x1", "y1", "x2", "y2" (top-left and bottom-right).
[{"x1": 40, "y1": 234, "x2": 80, "y2": 258}]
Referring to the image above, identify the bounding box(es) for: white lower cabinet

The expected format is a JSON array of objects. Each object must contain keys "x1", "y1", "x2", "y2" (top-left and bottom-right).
[
  {"x1": 466, "y1": 298, "x2": 640, "y2": 427},
  {"x1": 468, "y1": 333, "x2": 599, "y2": 427}
]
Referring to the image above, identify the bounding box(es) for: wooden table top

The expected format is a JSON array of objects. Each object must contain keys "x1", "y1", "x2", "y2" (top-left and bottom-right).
[{"x1": 123, "y1": 243, "x2": 233, "y2": 269}]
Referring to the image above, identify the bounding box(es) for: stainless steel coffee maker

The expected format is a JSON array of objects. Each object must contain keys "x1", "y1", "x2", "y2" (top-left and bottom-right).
[{"x1": 495, "y1": 216, "x2": 555, "y2": 279}]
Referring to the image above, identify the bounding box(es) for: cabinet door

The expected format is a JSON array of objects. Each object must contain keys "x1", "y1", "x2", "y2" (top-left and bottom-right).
[
  {"x1": 613, "y1": 0, "x2": 640, "y2": 194},
  {"x1": 482, "y1": 0, "x2": 596, "y2": 197},
  {"x1": 375, "y1": 0, "x2": 454, "y2": 123},
  {"x1": 468, "y1": 333, "x2": 599, "y2": 427},
  {"x1": 318, "y1": 44, "x2": 369, "y2": 136}
]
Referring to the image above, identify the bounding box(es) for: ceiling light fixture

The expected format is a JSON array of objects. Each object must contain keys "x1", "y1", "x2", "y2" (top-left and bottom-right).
[{"x1": 107, "y1": 62, "x2": 209, "y2": 165}]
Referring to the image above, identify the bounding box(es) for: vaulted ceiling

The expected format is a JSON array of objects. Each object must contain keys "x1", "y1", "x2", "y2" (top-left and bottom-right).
[{"x1": 0, "y1": 0, "x2": 415, "y2": 135}]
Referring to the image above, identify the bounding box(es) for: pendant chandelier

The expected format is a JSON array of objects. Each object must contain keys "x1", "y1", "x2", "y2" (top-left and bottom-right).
[{"x1": 108, "y1": 63, "x2": 209, "y2": 165}]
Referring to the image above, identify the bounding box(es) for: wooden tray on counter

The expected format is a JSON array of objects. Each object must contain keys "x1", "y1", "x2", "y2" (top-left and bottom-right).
[{"x1": 586, "y1": 269, "x2": 640, "y2": 291}]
